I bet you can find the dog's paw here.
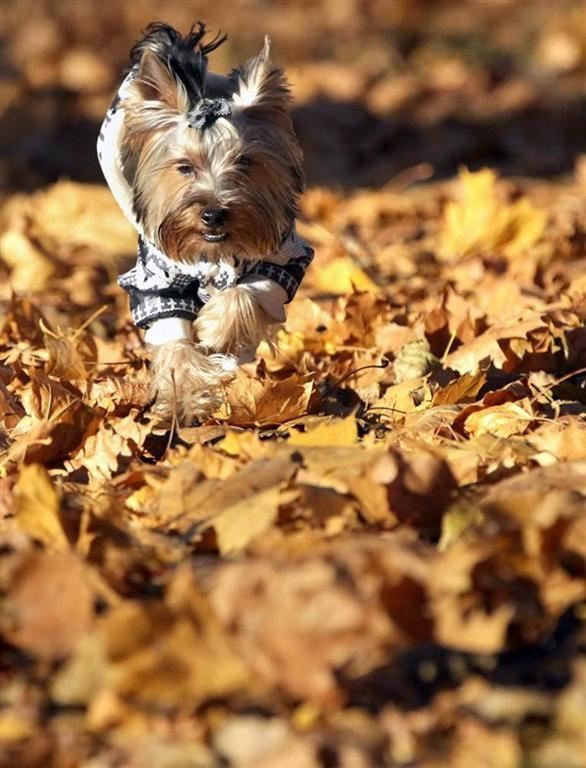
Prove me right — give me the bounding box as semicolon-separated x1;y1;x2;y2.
148;339;237;425
194;285;277;358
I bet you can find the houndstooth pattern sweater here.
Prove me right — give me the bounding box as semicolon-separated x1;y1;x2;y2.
97;70;314;330
118;230;314;328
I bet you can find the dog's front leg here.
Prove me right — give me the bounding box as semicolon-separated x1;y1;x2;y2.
145;318;236;423
194;284;279;362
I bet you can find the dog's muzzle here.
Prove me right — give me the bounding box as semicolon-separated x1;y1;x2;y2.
201;206;229;242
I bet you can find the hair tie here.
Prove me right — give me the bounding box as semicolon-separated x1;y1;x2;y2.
187;98;232;130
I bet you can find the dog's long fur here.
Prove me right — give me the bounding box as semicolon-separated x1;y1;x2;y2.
149;339;237;423
117;23;304;423
195;285;277;358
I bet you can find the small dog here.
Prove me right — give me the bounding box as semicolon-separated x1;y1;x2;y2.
97;23;313;423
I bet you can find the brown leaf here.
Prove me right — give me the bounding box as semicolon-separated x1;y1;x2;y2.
96;565;249;709
386;451;456;532
1;550;94;660
432;370;487;406
154;453;300;540
42;322;97;381
5;375;98;466
224;373;314;426
211;537;426;705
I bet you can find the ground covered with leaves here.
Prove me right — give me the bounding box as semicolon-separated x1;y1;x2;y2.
1;2;585;767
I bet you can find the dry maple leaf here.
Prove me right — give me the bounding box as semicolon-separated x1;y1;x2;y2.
439;168;547;260
151;452;301;543
4;374;99;468
223;372;314;427
432;369;487;406
445;310;572;374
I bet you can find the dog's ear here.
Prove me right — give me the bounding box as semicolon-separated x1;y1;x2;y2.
129;48;190;113
232;37;292;111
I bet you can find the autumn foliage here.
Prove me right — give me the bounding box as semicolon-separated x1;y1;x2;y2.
1;2;585;767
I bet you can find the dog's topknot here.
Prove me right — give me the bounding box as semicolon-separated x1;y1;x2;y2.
130;21;227;103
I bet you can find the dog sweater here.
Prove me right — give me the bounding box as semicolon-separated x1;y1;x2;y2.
97;71;314;335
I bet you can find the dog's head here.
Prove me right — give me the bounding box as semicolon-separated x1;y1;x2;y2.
121;23;304;262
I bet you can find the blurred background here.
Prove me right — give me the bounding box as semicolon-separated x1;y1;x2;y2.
1;0;585;197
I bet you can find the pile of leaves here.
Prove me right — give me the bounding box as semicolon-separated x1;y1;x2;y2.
1;163;584;767
1;1;586;766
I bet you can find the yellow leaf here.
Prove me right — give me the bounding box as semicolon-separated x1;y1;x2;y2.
289;415;358;446
125;485;156;513
14;464;68;548
378;377;433;414
292;702;322;731
439;503;484;550
0;712;35;742
440;168;546;260
217;429;270;460
213;488;299;555
312;256;379;294
274;328;306;360
464;401;534;438
0;230;54;292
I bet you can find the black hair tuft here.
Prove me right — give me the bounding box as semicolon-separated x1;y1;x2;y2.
130;21;227;103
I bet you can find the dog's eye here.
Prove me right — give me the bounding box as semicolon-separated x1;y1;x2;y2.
236;155;253;169
177;164;195;176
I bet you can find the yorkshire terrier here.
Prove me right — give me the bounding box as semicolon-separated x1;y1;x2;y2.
97;22;313;423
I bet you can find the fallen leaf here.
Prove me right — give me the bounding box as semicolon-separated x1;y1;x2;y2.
464;401;534;438
212;487;299;555
13;464;68;548
1;550;94;659
0;229;55;292
288;414;358;446
224;373;314;426
311;256;379;294
440;168;547;260
92;565;251;708
432;370;487;406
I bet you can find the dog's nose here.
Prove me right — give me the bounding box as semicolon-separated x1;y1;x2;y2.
201;207;228;228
